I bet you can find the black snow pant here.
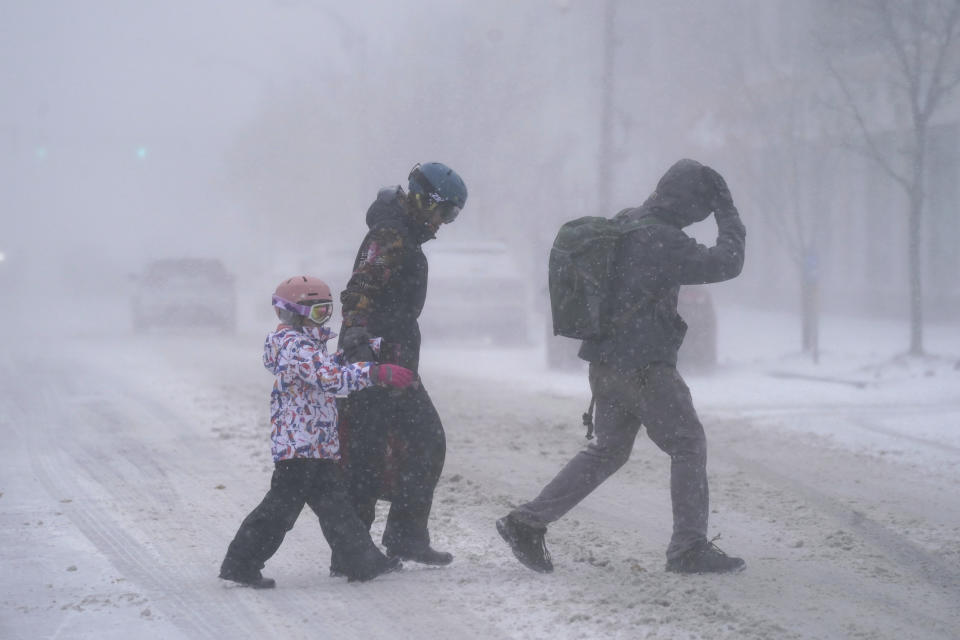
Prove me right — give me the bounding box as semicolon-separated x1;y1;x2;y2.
510;362;709;560
340;383;446;552
220;459;382;580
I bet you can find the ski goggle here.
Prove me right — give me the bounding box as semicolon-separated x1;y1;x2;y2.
272;295;333;325
435;201;460;224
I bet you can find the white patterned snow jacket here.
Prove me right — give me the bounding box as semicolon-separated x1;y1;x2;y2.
263;324;374;463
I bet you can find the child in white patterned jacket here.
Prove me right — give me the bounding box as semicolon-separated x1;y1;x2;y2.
219;276;416;587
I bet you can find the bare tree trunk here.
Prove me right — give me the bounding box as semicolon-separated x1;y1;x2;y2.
819;0;960;357
908;190;925;355
801;273;820;364
908;113;927;355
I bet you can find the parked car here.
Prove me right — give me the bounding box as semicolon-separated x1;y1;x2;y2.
420;241;531;345
545;285;717;372
676;285;717;372
130;258;236;332
298;241;532;346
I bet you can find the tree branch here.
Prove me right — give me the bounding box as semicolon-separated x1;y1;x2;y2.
824;56;910;192
920;0;960;119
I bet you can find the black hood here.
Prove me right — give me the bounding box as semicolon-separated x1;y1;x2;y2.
366;186;404;228
641;158;717;228
366;186;435;244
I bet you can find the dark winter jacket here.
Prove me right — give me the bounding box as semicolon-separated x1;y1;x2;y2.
339;187;432;372
578;159;746;370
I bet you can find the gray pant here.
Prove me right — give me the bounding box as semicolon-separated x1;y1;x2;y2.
511;362;708;559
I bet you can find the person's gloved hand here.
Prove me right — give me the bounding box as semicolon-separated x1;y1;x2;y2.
370;364;417;389
703;166;734;214
341;326;375;363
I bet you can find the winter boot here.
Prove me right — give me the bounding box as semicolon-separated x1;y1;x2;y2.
496;514;553;573
329;552;346;578
665;536;746;574
347;548;403;582
219;566;276;589
385;544;453;566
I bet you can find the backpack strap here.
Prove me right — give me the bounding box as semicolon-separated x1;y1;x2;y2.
582;395;597;440
615;208;661;233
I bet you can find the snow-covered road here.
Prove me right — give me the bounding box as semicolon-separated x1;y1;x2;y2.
2;325;959;639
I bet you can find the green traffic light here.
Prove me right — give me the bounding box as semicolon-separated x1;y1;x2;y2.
35;147;47;160
136;146;148;159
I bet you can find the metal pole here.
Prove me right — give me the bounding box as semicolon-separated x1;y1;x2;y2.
598;0;616;216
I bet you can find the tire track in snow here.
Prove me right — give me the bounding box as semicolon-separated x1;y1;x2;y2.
846;416;960;456
2;350;311;639
29;447;239;640
729;449;960;593
18;377;274;640
719;403;960;457
714;437;960;636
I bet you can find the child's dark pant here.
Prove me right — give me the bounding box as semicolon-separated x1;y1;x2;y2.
221;458;376;579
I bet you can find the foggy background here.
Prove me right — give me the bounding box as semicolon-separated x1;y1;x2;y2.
3;0;958;352
3;5;960;637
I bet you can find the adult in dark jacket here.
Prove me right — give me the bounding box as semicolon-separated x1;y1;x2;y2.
335;162;467;569
497;158;747;574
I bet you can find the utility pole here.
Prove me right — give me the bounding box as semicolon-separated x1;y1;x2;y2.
597;0;616;216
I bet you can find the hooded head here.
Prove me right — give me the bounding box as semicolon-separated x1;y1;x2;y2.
643;158;720;227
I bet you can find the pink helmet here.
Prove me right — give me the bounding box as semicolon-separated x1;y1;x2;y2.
273;276;334;325
274;276;332;304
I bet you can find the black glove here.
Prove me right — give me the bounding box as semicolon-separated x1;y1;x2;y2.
341;326;375;363
703;166;734;214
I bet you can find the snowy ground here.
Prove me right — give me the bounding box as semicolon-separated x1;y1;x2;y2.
2;306;959;639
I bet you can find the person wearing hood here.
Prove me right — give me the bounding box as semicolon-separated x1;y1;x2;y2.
497;159;747;575
219;276;417;587
335;162;468;570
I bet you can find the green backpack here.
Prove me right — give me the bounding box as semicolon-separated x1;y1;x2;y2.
548;209;657;340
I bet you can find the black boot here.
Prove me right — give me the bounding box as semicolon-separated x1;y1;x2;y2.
665;537;746;574
496;514;553;573
329;552;346;578
219;566;276;589
385;544;453;566
347;549;403;582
